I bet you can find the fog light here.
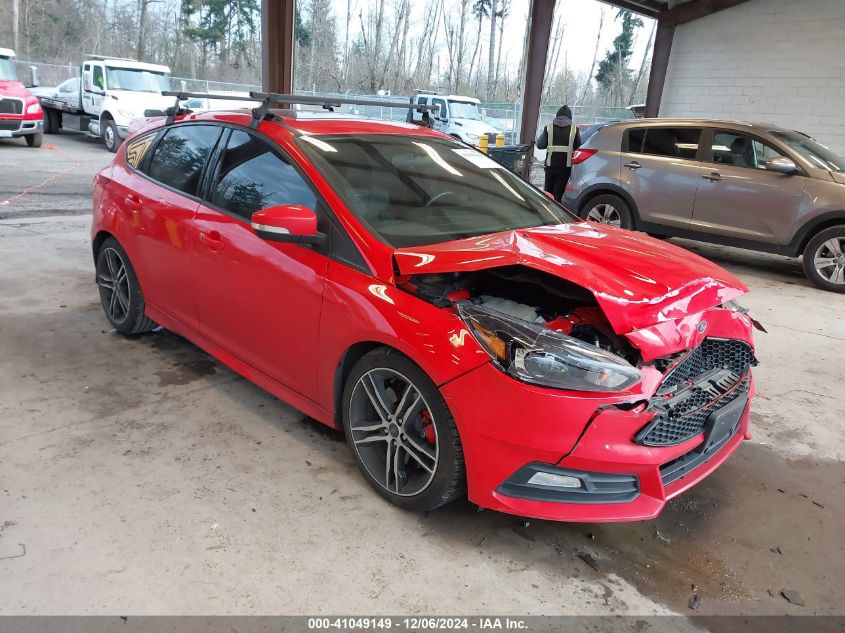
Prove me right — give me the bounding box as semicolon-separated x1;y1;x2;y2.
527;472;582;488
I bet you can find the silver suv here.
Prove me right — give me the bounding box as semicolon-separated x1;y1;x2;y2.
564;119;845;292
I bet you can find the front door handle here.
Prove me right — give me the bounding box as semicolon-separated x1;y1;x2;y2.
199;230;225;252
702;172;723;182
624;161;641;170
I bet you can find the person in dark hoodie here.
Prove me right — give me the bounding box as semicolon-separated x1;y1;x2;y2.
535;105;582;202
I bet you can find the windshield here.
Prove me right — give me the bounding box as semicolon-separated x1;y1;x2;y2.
297;135;571;248
771;130;844;172
105;67;169;93
448;100;482;120
0;57;19;82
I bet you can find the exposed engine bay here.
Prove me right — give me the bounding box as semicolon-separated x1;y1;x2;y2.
399;265;641;365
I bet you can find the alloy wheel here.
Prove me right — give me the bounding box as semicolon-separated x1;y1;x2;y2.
813;237;845;285
586;203;622;227
348;368;439;497
98;247;131;324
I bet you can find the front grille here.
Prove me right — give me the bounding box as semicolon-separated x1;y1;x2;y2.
0;120;21;132
636;338;756;447
0;98;24;115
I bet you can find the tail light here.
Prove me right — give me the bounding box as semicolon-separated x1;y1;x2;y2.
571;149;597;164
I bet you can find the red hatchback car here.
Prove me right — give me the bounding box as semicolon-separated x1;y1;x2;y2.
91;103;757;522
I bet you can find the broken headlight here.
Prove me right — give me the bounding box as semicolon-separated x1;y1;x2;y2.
457;302;642;392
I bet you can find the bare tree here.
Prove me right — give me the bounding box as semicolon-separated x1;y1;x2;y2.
578;5;605;105
628;20;655;105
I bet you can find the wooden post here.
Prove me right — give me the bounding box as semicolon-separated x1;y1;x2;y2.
261;0;296;95
519;0;556;176
644;11;675;118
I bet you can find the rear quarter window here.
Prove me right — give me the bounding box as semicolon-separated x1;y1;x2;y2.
627;127;702;160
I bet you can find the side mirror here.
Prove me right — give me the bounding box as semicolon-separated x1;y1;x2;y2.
251;204;321;243
28;66;39;88
765;157;798;174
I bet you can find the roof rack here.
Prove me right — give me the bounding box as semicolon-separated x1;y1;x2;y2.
160;90;440;128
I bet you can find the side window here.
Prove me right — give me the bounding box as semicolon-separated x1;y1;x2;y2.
639;127;702;159
125;131;157;169
432;98;447;119
146;125;221;196
711;131;786;169
210;129;318;220
417;97;428;105
92;65;104;90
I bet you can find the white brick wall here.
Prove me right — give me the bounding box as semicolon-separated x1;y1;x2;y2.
660;0;845;156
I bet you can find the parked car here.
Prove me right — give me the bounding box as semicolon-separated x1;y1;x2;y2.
91;105;758;522
564;119;845;292
0;47;44;147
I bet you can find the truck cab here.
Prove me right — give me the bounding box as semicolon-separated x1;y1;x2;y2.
80;57;172;151
0;48;44;147
409;92;501;146
39;56;172;152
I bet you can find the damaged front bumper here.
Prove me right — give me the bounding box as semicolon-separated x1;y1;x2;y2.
440;307;756;523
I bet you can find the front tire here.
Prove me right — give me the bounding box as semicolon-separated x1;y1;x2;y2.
25;132;43;148
803;226;845;292
102;118;120;153
95;237;156;333
342;348;465;512
581;193;634;230
43;109;58;134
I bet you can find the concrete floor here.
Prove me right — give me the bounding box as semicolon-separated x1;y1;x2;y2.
0;133;843;616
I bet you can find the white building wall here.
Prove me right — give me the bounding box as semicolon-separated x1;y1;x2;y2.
660;0;845;156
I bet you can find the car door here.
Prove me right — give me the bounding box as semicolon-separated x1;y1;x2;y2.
191;126;329;397
620;126;704;228
691;129;807;242
126;123;223;331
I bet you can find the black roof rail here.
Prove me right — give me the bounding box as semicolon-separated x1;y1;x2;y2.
248;92;440;114
158;90;439;128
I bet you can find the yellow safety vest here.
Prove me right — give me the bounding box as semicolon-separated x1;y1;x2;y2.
545;122;577;167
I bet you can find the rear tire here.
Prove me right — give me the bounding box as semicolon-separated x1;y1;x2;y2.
95;237;156;334
580;193;634;230
25;132;43;148
342;348;465;512
802;226;845;293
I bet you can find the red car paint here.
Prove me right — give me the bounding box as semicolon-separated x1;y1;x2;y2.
92;111;756;522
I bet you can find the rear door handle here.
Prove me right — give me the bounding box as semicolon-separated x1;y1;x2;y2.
702;172;723;182
199;230;225;252
623;161;641;170
125;193;142;208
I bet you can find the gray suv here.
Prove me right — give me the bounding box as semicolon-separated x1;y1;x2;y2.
564;119;845;292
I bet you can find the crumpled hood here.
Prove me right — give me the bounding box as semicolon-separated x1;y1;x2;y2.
830;171;845;186
393;223;747;334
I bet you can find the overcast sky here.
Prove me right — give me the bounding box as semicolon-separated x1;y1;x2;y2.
329;0;656;78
